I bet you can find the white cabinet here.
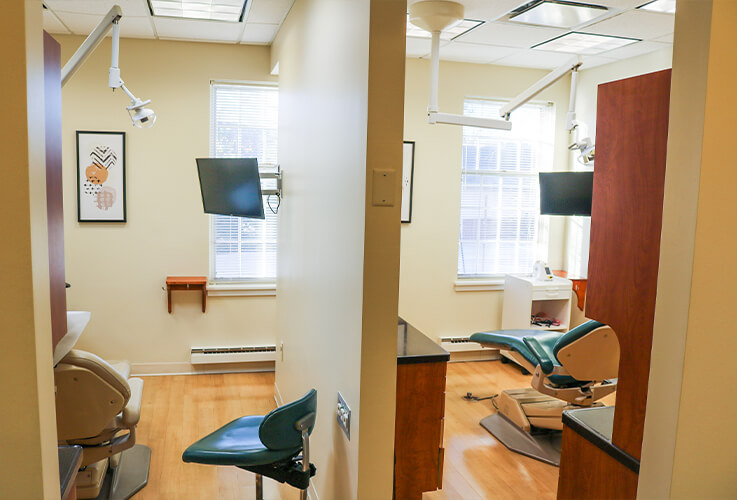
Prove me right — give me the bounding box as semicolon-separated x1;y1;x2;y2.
502;275;573;332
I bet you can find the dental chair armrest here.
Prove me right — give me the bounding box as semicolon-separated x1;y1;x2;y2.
523;335;557;375
120;377;144;428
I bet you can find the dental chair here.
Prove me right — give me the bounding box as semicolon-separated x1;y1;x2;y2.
54;311;151;499
469;320;619;466
183;388;317;500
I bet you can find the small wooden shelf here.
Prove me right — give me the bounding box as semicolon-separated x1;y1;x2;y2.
166;276;207;313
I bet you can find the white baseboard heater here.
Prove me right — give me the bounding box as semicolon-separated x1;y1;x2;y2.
438;336;486;353
190;345;277;364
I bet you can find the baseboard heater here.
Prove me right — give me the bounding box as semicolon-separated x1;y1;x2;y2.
438;336;486;353
190;345;276;364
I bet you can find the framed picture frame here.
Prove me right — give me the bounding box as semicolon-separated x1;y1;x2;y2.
77;131;126;222
402;141;415;223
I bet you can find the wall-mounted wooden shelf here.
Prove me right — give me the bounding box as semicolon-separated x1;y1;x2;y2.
166;276;207;313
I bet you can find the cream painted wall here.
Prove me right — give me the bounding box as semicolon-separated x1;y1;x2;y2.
272;0;405;498
57;36;278;369
398;58;571;341
0;1;60;497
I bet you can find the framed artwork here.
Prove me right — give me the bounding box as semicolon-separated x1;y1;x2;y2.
77;131;126;222
402;141;415;223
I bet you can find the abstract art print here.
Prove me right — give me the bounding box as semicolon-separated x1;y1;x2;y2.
77;131;126;222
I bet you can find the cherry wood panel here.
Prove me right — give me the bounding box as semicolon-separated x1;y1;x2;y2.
44;32;67;349
395;360;447;500
557;425;638;500
585;69;671;461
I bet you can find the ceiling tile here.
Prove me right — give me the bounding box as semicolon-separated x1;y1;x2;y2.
45;0;150;17
579;54;617;68
589;0;651;9
245;0;293;24
440;42;520;64
154;17;243;42
406;37;432;58
240;23;280;44
43;8;71;34
443;0;530;22
581;10;674;40
598;39;670;59
457;22;568;49
55;12;154;38
653;32;674;43
494;49;579;69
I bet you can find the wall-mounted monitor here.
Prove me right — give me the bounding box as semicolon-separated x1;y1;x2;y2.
539;171;593;216
196;158;264;219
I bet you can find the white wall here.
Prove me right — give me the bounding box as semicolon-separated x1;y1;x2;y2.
58;36;278;372
398;58;571;341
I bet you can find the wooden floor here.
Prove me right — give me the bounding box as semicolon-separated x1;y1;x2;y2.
133;361;579;499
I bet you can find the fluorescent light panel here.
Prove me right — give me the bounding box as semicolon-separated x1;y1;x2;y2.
406;16;484;41
637;0;676;14
533;32;639;55
510;1;608;29
148;0;248;22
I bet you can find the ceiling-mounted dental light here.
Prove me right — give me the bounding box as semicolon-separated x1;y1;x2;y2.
61;5;156;129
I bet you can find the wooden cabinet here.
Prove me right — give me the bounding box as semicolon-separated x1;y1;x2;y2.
558;69;672;499
394;319;449;500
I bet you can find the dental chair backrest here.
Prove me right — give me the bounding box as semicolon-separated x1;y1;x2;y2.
553;322;620;381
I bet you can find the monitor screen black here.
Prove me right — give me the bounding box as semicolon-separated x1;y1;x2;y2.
539;172;593;216
196;158;264;219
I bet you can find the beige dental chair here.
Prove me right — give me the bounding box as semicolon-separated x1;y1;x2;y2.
54;312;150;500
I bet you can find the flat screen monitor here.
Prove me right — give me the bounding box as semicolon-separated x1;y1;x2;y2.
539;171;593;216
196;158;264;219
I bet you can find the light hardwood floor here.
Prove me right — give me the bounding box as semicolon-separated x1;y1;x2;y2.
133;361;571;499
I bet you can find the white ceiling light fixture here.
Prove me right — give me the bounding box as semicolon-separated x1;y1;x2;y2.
509;0;608;29
62;5;156;129
147;0;249;22
533;32;639;55
406;15;484;40
637;0;676;14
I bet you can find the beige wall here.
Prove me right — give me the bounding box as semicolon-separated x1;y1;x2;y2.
398;58;571;340
272;0;405;498
57;35;278;371
0;1;60;497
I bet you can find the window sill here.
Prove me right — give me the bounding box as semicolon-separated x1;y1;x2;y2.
454;278;504;292
208;282;276;297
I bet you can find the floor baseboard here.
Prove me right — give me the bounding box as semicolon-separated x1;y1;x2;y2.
131;360;275;376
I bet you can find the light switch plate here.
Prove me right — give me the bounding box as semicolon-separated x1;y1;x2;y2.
372;169;396;206
337;392;351;440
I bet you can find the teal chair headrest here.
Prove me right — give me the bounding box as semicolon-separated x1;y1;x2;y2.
259;389;317;451
552;320;606;359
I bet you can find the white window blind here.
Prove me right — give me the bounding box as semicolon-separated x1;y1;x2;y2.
458;99;554;277
210;83;278;281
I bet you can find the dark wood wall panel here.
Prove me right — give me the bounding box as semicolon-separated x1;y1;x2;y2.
44;32;67;349
585;69;671;461
557;426;639;500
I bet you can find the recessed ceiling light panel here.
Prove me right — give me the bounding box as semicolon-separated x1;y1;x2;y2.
148;0;248;23
510;1;607;29
406;16;484;41
533;32;639;55
637;0;676;14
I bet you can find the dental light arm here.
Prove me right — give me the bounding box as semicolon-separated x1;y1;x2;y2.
499;56;583;120
61;5;156;128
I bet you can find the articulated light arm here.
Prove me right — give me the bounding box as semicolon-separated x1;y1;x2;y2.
61;5;122;87
499;56;583;120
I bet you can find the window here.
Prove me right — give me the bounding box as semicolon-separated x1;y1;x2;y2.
210;83;278;281
458;99;554;277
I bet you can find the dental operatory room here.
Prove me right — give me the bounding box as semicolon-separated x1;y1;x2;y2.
6;0;737;499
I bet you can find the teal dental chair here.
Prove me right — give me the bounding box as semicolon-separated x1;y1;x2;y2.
470;320;619;466
183;389;317;500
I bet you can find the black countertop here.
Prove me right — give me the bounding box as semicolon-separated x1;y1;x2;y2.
397;318;450;365
562;406;640;473
58;445;82;500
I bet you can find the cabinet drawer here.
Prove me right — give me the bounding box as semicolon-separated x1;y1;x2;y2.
532;287;570;301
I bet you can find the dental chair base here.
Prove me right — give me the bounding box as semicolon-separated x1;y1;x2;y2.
79;444;151;500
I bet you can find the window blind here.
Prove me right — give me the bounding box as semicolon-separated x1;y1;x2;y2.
458;99;554;277
210;83;278;281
